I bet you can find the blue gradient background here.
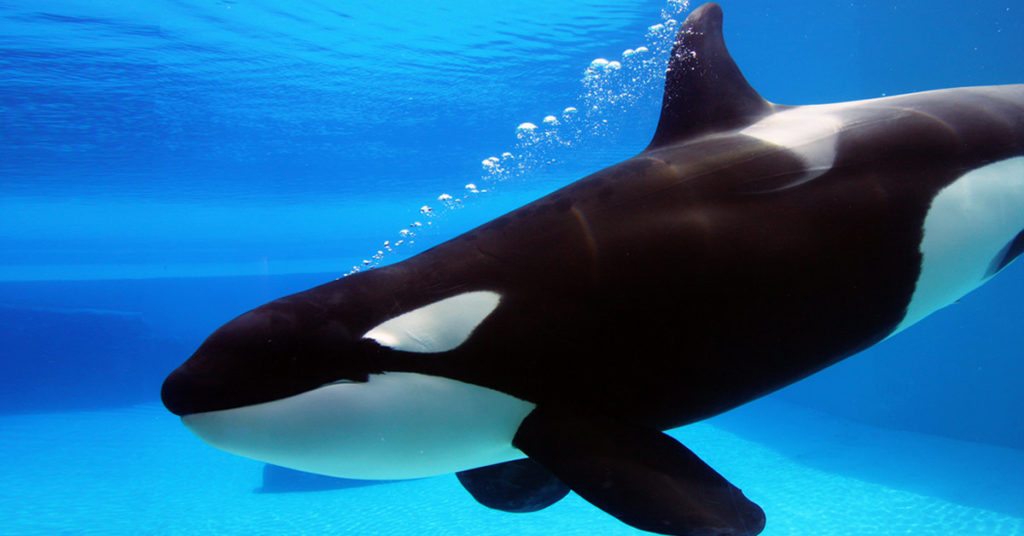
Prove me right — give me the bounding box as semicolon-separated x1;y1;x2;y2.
0;0;1021;534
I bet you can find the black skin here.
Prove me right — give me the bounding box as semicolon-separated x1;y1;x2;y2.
162;5;1024;431
162;82;1024;424
161;4;1023;535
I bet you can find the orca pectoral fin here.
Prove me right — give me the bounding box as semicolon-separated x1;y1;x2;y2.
513;407;765;536
456;458;570;513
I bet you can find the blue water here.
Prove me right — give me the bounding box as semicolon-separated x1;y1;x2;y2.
1;0;1022;534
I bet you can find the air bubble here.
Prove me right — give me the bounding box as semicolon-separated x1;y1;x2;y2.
589;58;610;69
438;192;458;209
543;115;559;125
666;0;689;13
635;46;649;54
516;122;540;142
606;61;622;70
516;122;538;134
419;205;433;215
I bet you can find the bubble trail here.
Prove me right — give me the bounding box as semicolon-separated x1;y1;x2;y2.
345;0;690;276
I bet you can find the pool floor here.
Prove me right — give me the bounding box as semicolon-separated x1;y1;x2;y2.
1;399;1021;535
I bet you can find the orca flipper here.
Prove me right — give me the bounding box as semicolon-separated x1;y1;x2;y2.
456;458;570;513
513;407;765;536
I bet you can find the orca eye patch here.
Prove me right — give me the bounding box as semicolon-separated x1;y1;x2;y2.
362;291;502;353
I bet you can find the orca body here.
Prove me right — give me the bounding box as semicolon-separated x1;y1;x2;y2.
162;4;1024;535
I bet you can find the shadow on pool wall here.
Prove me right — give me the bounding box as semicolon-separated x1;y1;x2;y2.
0;304;188;413
0;272;330;414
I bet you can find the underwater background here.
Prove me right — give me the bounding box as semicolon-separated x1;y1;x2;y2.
1;0;1022;533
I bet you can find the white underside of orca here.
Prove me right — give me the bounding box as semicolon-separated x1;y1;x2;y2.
182;372;534;480
896;156;1024;333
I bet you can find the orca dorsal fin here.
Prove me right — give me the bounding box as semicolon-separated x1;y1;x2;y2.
647;3;771;149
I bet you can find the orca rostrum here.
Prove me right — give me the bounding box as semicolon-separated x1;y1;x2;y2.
162;4;1024;535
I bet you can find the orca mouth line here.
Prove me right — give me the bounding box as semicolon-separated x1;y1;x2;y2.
161;306;390;416
160;366;375;417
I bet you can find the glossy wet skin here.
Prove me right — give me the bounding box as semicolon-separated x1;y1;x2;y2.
159;4;1023;534
164;81;1024;426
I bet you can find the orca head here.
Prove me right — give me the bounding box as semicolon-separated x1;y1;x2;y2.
161;288;534;480
161;296;383;418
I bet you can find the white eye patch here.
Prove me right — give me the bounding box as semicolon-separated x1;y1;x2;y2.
362;291;502;353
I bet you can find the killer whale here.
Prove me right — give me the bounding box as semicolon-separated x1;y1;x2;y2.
161;4;1024;535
